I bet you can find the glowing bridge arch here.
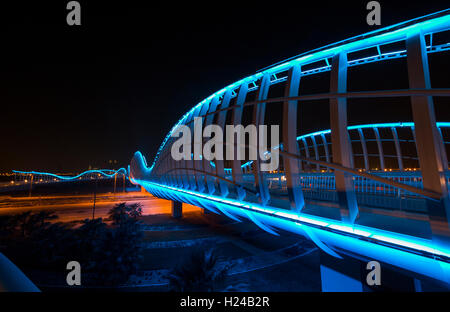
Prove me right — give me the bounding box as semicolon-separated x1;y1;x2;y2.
130;10;450;287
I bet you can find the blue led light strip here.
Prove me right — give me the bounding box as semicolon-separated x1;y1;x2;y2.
132;178;450;283
12;168;128;180
132;178;450;262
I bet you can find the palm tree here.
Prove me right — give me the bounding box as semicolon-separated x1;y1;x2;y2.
108;202;142;226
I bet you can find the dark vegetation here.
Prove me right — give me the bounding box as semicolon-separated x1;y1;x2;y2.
0;202;143;287
167;247;247;292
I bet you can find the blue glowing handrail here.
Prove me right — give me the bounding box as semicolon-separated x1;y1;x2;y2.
146;10;450;173
137;177;450;260
258;8;450;73
12;168;128;180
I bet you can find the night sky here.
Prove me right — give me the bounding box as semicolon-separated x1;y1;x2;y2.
1;1;449;172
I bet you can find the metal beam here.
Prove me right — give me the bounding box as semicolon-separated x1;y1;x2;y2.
329;52;359;224
282;64;305;212
215;90;232;197
252;74;271;205
358;128;370;171
310;135;321;171
184;110;198;190
391;127;404;171
321;133;331;172
231;84;248;200
193;100;210;192
406;31;450;239
437;126;449;170
357;128;369;171
373;127;385;171
203;96;220;194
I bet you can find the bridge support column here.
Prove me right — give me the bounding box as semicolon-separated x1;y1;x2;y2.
140;186;148;194
171;201;182;218
201;208;210;215
407;31;450;243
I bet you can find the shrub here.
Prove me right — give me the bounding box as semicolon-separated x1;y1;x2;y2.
0;203;144;287
108;202;142;226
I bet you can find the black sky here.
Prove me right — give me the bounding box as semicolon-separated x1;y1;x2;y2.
0;1;449;172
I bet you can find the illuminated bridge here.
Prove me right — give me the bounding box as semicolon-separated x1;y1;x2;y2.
130;10;450;291
11;168;127;184
2;169;128;196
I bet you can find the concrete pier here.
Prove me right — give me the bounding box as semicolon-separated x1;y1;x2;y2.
171;200;182;218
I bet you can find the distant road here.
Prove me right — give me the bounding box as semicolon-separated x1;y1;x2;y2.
0;191;200;222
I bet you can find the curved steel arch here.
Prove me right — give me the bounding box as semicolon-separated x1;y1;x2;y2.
130;10;450;285
146;9;450;173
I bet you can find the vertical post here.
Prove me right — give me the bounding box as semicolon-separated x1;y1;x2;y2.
406;31;450;240
373;127;385;171
310;136;321;171
282;64;305;212
321;133;331;172
301;139;310;161
391;127;403;171
189;105;203;191
437;126;449;170
184;111;197;190
171;200;182;219
252;74;271;205
92;178;97;219
329;52;358;223
216;90;233;197
28;174;33;198
358;128;370;171
190;111;200;168
231;83;248;200
203;96;220;194
179;117;191;190
194;101;211;193
114;173;117;194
